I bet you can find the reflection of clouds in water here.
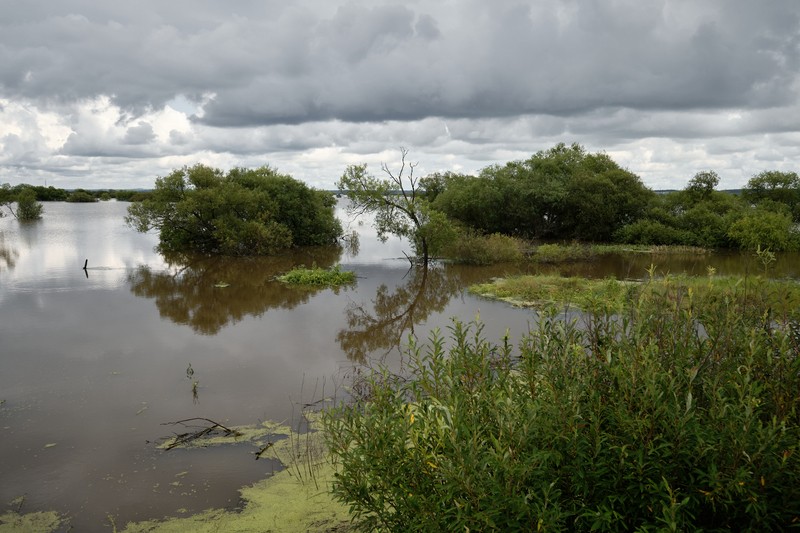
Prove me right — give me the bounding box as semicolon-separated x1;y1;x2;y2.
0;202;166;293
335;199;411;265
0;231;18;272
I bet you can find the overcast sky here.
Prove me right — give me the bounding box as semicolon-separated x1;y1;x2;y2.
1;0;798;190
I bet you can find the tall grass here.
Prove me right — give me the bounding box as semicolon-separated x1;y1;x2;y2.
323;277;800;531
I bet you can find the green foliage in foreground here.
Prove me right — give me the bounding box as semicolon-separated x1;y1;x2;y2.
324;279;800;531
277;265;356;288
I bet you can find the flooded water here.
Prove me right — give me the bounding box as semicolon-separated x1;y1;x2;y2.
1;201;798;531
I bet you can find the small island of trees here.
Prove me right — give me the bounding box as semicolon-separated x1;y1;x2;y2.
125;164;342;256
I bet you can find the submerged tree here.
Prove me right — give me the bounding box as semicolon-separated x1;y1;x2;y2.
3;187;44;221
337;148;439;265
126;164;342;256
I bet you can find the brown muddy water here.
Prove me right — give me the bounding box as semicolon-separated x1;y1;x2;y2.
1;201;798;531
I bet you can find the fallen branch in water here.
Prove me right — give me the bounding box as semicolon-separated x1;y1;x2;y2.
160;417;242;450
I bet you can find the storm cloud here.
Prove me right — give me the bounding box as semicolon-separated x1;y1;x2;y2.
1;0;799;189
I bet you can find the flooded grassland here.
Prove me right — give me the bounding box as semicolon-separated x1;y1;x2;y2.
1;201;798;531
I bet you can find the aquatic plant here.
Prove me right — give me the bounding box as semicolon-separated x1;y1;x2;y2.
277;264;356;288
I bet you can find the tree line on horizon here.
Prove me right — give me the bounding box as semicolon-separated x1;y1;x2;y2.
4;143;799;253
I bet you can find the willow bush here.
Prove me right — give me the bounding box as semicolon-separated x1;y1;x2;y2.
323;280;800;531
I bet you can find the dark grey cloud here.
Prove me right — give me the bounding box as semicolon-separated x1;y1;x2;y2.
1;0;799;191
3;0;797;127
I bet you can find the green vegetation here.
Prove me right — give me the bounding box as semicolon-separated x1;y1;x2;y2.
126;164;342;256
121;415;350;532
337;148;443;265
65;189;98;203
417;144;800;252
277;264;356;288
439;231;525;265
324;275;800;531
471;273;800;315
0;510;63;532
0;185;44;221
429;143;654;242
13;188;44;221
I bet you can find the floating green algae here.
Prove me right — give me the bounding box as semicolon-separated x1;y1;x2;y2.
0;510;63;533
123;415;351;532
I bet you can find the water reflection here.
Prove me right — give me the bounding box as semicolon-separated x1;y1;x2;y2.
127;247;343;335
0;232;18;272
337;264;469;362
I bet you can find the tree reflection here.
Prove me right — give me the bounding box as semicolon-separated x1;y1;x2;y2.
127;247;343;335
336;264;466;362
0;233;17;272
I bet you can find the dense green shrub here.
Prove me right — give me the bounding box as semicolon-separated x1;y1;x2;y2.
742;170;800;221
431;144;655;241
727;209;800;251
66;189;99;202
14;187;44;221
532;243;592;263
440;230;524;265
614;219;689;245
324;280;800;531
126;164;342;256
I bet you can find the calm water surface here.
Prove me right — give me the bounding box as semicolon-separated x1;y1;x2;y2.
0;201;798;530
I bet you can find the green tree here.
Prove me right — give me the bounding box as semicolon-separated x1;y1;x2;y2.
0;183;11;218
685;170;720;203
433;143;655;241
66;189;98;202
727;209;799;251
430;173;505;234
7;187;44;221
337;148;437;265
126;164;342;256
563;165;655;241
742;170;800;221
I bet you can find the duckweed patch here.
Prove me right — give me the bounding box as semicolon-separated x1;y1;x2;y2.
0;511;63;533
123;415;351;532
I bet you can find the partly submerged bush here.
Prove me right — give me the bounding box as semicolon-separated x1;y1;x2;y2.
442;231;524;265
277;264;355;288
324;281;800;531
14;188;44;221
532;242;592;263
126;164;342;256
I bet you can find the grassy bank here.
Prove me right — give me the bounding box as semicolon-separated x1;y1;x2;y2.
440;236;710;265
470;273;800;316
